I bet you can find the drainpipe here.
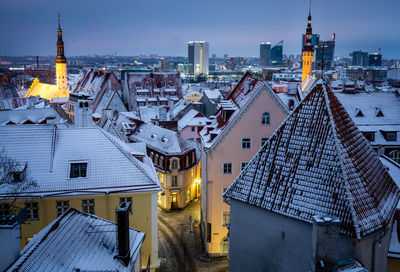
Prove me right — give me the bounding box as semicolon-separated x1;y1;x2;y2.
105;191;110;220
371;228;387;272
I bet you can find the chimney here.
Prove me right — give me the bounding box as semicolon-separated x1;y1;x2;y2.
311;215;341;272
74;99;93;127
116;202;130;266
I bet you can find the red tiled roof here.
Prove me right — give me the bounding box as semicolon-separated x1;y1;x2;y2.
224;83;400;239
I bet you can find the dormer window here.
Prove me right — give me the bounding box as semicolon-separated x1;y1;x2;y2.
362;132;375;142
69;162;87;178
355;109;364;117
387;132;397;141
11;163;27;182
376;109;384;117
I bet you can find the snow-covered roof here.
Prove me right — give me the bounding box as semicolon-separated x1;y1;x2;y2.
169;99;192;120
128;122;196;156
204;89;222;101
0;125;160;198
7;208;145;272
224;83;400;239
200;72;288;149
0;105;72;125
177;109;208;131
336;91;400;126
94;89;127;114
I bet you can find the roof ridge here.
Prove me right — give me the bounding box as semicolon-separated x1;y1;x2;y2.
322;84;362;238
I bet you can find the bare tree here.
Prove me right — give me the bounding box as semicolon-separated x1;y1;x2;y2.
0;149;37;214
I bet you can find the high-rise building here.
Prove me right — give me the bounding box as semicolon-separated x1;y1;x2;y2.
302;4;314;83
259;42;271;66
314;35;335;70
188;41;209;76
302;33;320;51
352;50;369;66
369;52;382;66
271;40;283;65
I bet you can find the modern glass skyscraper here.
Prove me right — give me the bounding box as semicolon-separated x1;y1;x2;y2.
271;40;283;65
369;53;382;66
259;42;271;66
188;41;209;76
352;51;369;66
314;39;335;70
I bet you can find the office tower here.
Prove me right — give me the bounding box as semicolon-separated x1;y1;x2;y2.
302;33;320;51
188;41;209;76
260;42;271;66
369;52;382;66
271;40;283;65
352;50;369;66
314;35;335;70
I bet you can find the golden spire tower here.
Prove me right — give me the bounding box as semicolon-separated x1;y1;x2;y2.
55;12;68;97
302;0;314;84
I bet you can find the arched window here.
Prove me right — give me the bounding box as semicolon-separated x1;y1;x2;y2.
261;112;270;125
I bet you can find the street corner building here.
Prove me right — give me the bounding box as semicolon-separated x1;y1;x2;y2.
199;72;289;255
0;124;161;271
223;82;400;271
6;207;145;272
118;118;201;211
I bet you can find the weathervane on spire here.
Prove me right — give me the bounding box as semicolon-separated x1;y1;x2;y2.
309;0;312;16
58;12;61;29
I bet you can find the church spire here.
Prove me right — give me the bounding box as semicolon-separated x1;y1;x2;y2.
303;0;313;53
56;12;66;64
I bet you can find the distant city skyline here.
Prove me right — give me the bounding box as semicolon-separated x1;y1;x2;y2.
1;0;399;58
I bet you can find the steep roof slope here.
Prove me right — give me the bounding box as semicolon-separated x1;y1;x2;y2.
224;83;400;239
7;208;145;272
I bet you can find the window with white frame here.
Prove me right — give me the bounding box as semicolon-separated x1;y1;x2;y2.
120;197;133;214
223;163;232;175
222;211;230;226
261;112;270;125
240;162;248;171
56;201;69;217
261;137;269;147
171;159;178;169
69;162;87;178
171;176;178;187
242;138;251;149
25;202;39;220
82;199;95;215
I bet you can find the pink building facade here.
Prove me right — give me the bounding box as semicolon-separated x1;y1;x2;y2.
199;72;289;255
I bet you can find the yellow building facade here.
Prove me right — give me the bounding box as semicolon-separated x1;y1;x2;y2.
0;125;161;271
7;192;158;271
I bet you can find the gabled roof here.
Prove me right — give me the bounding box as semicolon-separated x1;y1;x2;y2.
128;122;196;156
178;109;208;131
224;83;400;239
200;72;288;150
0;104;72;125
0;125;160;198
7;208;145;272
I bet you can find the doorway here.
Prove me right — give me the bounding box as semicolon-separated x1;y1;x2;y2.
171;193;178;209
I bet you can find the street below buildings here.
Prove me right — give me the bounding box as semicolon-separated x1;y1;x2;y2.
158;200;228;272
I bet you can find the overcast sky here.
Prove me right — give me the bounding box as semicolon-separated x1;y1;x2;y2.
1;0;399;58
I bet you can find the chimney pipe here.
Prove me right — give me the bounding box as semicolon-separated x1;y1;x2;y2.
311;215;341;272
116;202;130;266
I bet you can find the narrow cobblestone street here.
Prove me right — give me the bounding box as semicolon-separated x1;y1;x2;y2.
158;200;228;272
